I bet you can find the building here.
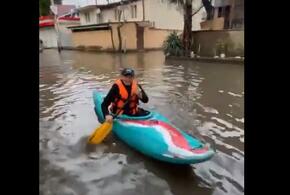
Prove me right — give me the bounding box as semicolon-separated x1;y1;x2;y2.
68;0;207;51
77;0;205;30
230;0;244;29
39;5;80;49
193;0;244;57
200;0;244;30
39;16;57;48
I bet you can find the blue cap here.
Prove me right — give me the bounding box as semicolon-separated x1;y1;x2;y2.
121;68;135;77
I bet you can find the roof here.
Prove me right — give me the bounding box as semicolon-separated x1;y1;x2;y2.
68;20;150;29
39;16;54;28
39;15;80;28
70;25;111;32
50;4;76;16
77;5;96;11
77;0;139;12
58;16;80;21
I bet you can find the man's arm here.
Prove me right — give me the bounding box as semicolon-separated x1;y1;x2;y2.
137;85;149;103
101;84;119;118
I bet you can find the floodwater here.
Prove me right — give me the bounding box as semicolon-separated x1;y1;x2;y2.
39;50;244;195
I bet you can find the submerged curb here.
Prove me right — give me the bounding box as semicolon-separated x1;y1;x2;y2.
166;56;244;65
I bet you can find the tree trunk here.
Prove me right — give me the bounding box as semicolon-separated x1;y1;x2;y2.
117;23;124;52
110;27;115;51
117;9;124;52
202;0;214;20
182;2;192;57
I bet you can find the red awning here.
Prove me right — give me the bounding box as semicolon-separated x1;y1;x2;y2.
39;15;79;27
58;16;80;21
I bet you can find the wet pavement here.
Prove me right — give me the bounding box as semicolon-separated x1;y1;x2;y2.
40;49;244;195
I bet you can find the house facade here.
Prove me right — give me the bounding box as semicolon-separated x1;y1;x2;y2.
68;0;207;51
39;5;80;49
194;0;244;57
39;16;57;48
200;0;244;30
78;0;205;30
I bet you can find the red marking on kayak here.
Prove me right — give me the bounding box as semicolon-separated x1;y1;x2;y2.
122;120;192;151
191;146;208;154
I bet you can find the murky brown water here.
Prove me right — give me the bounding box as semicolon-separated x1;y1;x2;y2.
40;50;244;195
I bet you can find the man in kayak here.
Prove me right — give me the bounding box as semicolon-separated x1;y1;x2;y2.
101;68;149;123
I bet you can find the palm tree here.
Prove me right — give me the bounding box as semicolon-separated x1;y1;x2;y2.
168;0;213;57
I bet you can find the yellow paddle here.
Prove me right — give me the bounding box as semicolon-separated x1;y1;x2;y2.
88;84;144;144
88;100;129;144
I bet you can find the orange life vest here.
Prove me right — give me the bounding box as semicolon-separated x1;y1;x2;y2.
111;79;139;115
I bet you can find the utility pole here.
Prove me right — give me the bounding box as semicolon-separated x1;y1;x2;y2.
50;0;62;52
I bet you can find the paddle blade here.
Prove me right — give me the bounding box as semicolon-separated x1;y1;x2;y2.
88;122;113;144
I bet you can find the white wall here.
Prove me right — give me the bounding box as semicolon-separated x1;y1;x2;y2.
80;9;98;25
99;8;115;23
79;1;144;24
58;22;80;47
145;0;206;30
39;27;57;48
78;0;206;30
101;1;143;23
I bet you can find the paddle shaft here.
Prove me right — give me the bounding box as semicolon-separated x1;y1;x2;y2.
111;99;129;119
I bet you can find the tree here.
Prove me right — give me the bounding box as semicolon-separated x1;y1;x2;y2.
39;0;51;16
167;0;213;57
107;0;132;52
201;0;214;20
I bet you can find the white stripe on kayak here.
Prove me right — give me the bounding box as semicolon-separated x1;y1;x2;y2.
122;121;207;158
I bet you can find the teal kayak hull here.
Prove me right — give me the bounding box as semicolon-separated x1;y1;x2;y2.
93;90;214;164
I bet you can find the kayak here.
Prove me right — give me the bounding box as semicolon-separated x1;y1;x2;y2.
93;90;215;164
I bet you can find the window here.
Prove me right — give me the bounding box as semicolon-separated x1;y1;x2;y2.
218;7;223;17
217;6;228;18
96;13;102;23
85;12;90;23
131;5;137;18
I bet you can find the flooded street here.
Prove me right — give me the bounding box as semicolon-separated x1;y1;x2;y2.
39;50;244;195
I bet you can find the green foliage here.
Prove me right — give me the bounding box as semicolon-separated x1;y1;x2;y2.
163;32;184;56
39;0;51;16
215;39;226;55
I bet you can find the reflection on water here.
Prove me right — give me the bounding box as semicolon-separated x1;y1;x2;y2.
40;50;244;195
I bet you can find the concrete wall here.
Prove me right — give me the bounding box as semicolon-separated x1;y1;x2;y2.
58;22;80;48
144;28;180;49
200;17;225;30
71;30;113;50
192;30;244;57
39;27;57;48
71;22;137;51
110;22;138;50
121;23;137;50
70;21;181;51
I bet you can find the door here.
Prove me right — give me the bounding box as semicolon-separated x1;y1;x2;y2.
224;6;231;29
137;25;144;51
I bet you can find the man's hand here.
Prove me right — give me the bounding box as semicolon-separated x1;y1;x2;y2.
105;115;113;123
